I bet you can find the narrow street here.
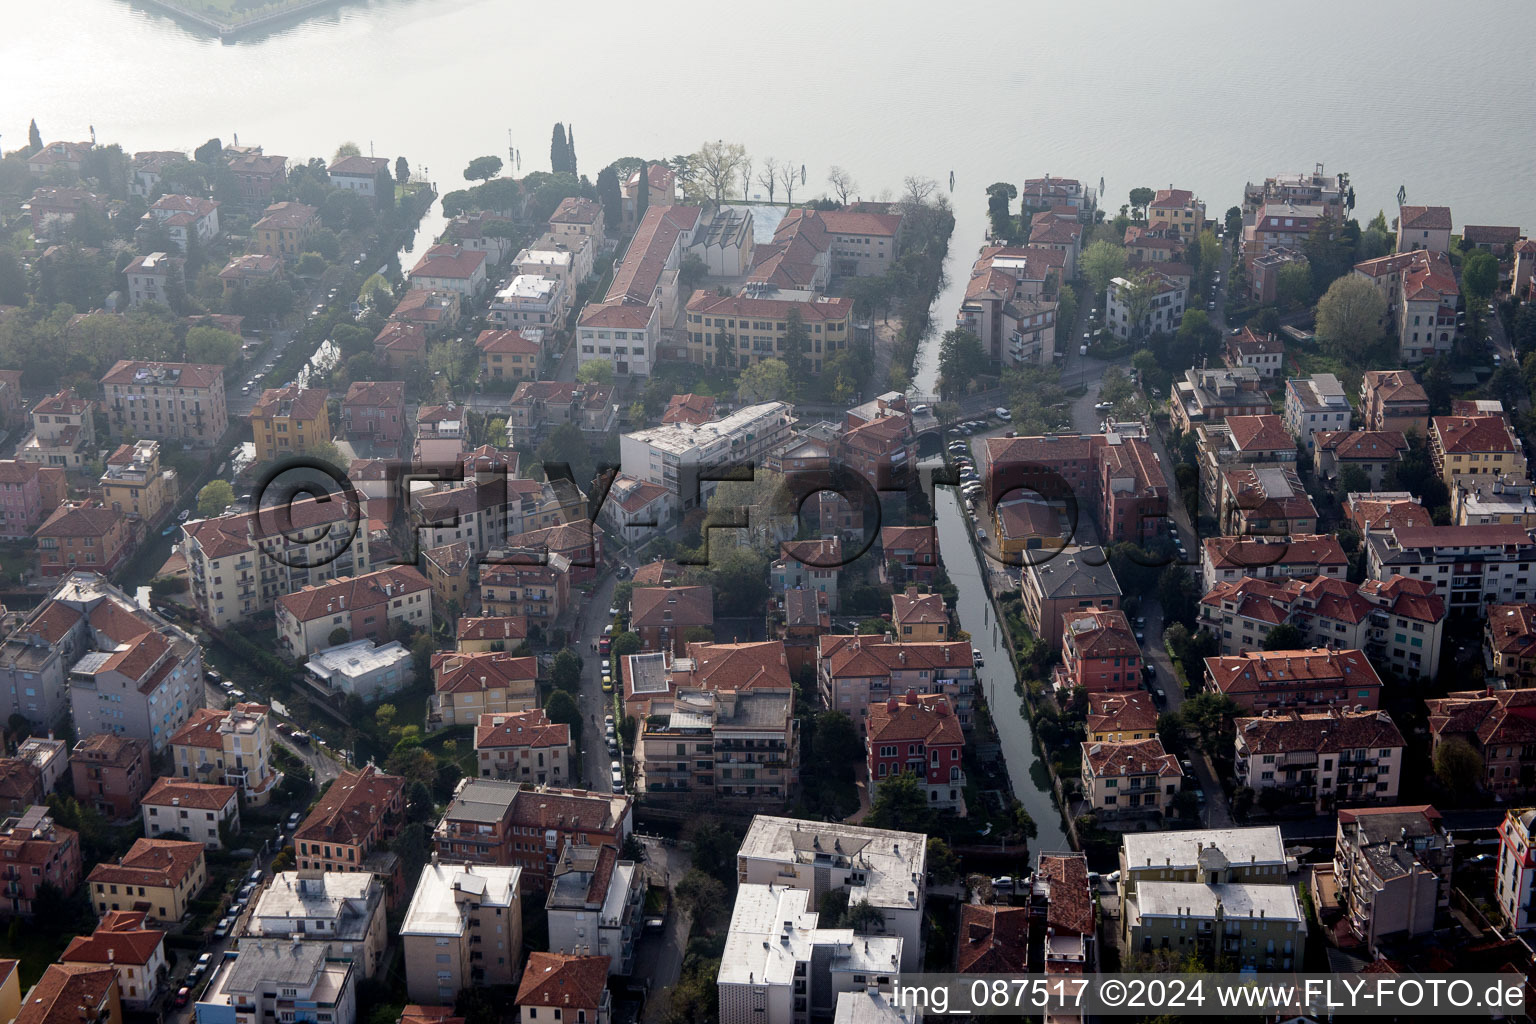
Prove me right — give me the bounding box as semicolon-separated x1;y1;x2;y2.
573;569;620;790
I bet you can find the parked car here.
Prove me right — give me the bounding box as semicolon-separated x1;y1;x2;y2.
286;812;301;830
197;953;213;969
175;987;191;1008
610;765;624;793
247;869;263;885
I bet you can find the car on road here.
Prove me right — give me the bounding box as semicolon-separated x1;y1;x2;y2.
601;674;613;692
615;563;630;578
973;649;984;667
175;987;191;1008
219;680;235;692
991;876;1014;890
1206;300;1216;311
644;916;665;932
197;953;213;969
1181;759;1193;775
214;920;231;939
1145;663;1156;679
911;404;930;415
287;812;301;830
610;762;624;793
1134;631;1145;643
240;384;251;395
604;714;614;729
1094;401;1113;413
599;637;611;654
1153;687;1167;705
248;869;263;885
601;659;611;673
229;688;246;699
995;408;1012;421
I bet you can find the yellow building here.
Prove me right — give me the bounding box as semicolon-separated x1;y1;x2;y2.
86;838;207;923
168;703;281;807
0;958;20;1024
249;385;331;464
251;201;318;259
890;586;948;642
423;542;472;617
1147;187;1206;240
98;440;176;523
994;497;1067;556
1085;691;1159;745
683;293;853;370
1431;414;1528;489
1125;881;1304;970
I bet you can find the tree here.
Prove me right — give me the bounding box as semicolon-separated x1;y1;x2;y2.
463;155;502;183
810;712;860;771
621;833;647;863
679;254;708;291
926;836;960;885
1224;206;1242;239
937;328;988;397
197;480;234;518
1180;693;1240;757
1262;623;1306;650
1081;239;1127;297
777;160;799;205
1128;187;1155;220
736;358;794;404
576;358;614;386
1463;250;1499;306
827;166;856;205
0;251;25;306
1434;737;1483;796
595;166;621;228
550;123;572;175
675;869;729;929
1121;270;1162;342
844;900;885;933
1315;274;1387;362
394;156;410;185
27;119;42;155
865;771;937;833
328;626;351;647
385;745;437;790
688;141;747;203
566;125;577;177
985;182;1017;238
781;308;810;381
333;142;361;161
194;137;223;164
544;688;582;741
610;631;642;658
551;648;582;692
635;161;650;220
304;439;346;471
1277;261;1313;310
1336;464;1371;503
755;156;779;204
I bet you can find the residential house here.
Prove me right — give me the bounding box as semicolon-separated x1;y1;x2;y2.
431;779;631;889
61;910;167;1010
1335;805;1451;952
630;586;713;656
431;652;538;729
475;709;571;784
1360;370;1430;435
475;328;542;382
1148;187;1205;239
248;385;331;464
1223;327;1285;378
618;164;674;231
1053;609;1140;693
1085;690;1159;745
0;806;80;918
99;359;227;446
129;149;186;199
197;941;357;1024
1353;249;1460;362
1118;826;1289;901
1204;647;1382;712
69;733;149;820
599;475;674;546
341;380;405;453
479;561;570;630
251;202;318;259
1028;211;1083;276
1020;546;1122;646
98;440;176;523
545;844;643;974
781;589;830;676
1454;475;1536;525
865;692;964;811
1021;175;1089;211
1097;435;1168;544
1347;491;1434;535
576;302;657;377
662;394;715;426
1313;430;1408;489
1488;604;1536;689
1200;533;1346;592
1105;272;1185;341
891;586;947;642
88;836;206;922
1397;205;1453;253
410;244;487;297
735;815;927;972
506;381;618;446
489;275;566;331
879;525;938;585
246;871;388;978
1080;738;1180;818
447;210;518;266
955;904;1028;974
141;194;220;251
816;636;976;732
1217;464;1317;536
516;954;610;1024
24;186;106;235
1169;366;1269;432
1036;852;1096;978
390;289;462;337
225;151;288;210
294;766;405;902
1249;247;1308;304
1234;708;1405;812
305;640;415;703
1242;201;1330;265
168;702;280;806
548;197;605;247
684;293;852;371
0;761;42;815
1431;688;1536;795
275;566;432;659
1283;373;1352;449
422;542;471;617
124;251;184;309
13;738;63;797
329;155;390;197
140;778;239;849
772;538;841;613
718;885;903;1024
1194;414;1298;514
14;965;120;1024
1430;414;1527;488
0;461;46;540
955;245;1065;362
181;495;371;628
1365;523;1536;613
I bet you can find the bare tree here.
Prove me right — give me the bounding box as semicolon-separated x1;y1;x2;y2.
903;176;939;205
777;159;797;206
741;156;752;201
756;156;779;204
687;140;747;203
827;166;857;205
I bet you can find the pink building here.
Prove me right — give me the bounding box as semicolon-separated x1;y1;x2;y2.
0;461;43;540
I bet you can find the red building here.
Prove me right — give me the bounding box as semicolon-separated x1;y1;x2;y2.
837;414;915;490
1054;609;1140;692
0;806;82;918
34;503;132;577
866;692;965;811
985;434;1103;509
0;461;44;541
341;380;406;451
879;525;938;585
70;734;151;821
1097;437;1168;544
1205;648;1382;712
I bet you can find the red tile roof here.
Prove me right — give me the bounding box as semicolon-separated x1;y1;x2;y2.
549;197;602;225
1086;690;1159;735
1235;707;1403;757
87;837;203;889
1315;429;1409;459
956;904;1028;973
686;291;853;323
476;709;570;750
891;588;946;627
1434;415;1518;455
432;651;538;695
142;777;235;811
516;952;610;1009
1224;414;1296;453
457;616;528;644
662;394;716;425
329;155;389;177
867;692;962;745
410;243;486;281
62;912;164;968
1488;604;1536;660
630;585;712;630
1205;648;1380;699
577;302;653;330
1202;534;1345;571
253;201;318;231
277;566;430;623
294;765;403;846
1039;852;1094;934
1400;205;1452;231
343;380;405;407
607;205;700;304
1082;738;1180;778
250;385;327;422
14;964;117;1024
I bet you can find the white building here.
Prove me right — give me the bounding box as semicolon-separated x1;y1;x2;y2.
736;816;926;970
143;194;221;251
1106;272;1187;342
197;941;357;1024
245;871;389;979
1284;373;1352;450
577;302;658;378
489;275;566;330
305;640;415;702
125;251;183;309
328;155;390;198
1497;807;1536;932
141;778;240;849
599;474;675;543
620;402;796;510
399;861;522;1003
717;884;903;1024
545;844;644;975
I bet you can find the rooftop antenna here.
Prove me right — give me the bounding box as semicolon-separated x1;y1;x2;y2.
369;141;374;158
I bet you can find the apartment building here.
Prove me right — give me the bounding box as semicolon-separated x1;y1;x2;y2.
1021;546;1122;646
0;806;81;918
1118;827;1289;902
341;381;406;453
476;327;544;382
479;561;571;630
61;911;167;1010
1353;249;1459;362
183;496;371;628
1234;708;1405;812
276;566;432;659
431;652;538;728
1218;465;1317;537
1195;414;1298;514
168;702;280;805
140;778;240;849
100;360;227;446
1360;370;1430;435
546;844;644;975
197;941;356;1024
69;733;149;820
506;381;617;445
1086;690;1159;745
1249;247;1308;304
956;246;1065;362
1223;327;1285;378
88;837;206;922
1204;648;1382;712
1283;373;1352;450
251;201;318;258
684;293;853;371
1496;807;1536;932
1335;806;1450;952
1200;534;1346;592
718;885;903;1024
576;302;657;378
409;244;487;297
638;686;798;807
1105;271;1186;341
619;402;796;509
879;526;938;585
1430;414;1527;489
1427;688;1536;797
34;503;132;578
1487;604;1536;689
1454;475;1536;526
866;693;964;811
1365;523;1536;613
1053;609;1140;693
249;386;331;464
246;871;388;978
124;252;184;310
1396;205;1453;253
1170;366;1271;433
736;816;927;971
1124;881;1304;970
19;388;96;469
400;860;522;1003
1080;739;1180;819
294;766;405;901
1312;430;1408;490
816;635;976;732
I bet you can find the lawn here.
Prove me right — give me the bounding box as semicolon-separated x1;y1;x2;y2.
0;930;74;988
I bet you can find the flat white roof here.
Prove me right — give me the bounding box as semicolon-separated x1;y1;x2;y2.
498;275;560;300
738;816;925;912
1131;880;1304;923
719;884;902;987
307;639;412;680
1123;826;1286;872
399;861;519;938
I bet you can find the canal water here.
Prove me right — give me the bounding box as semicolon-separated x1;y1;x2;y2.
934;485;1070;853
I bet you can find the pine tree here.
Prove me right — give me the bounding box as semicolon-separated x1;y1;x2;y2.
550;122;568;175
566;125;577;177
395;156;410;185
596;166;621;228
635;161;650;221
27;119;42;155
